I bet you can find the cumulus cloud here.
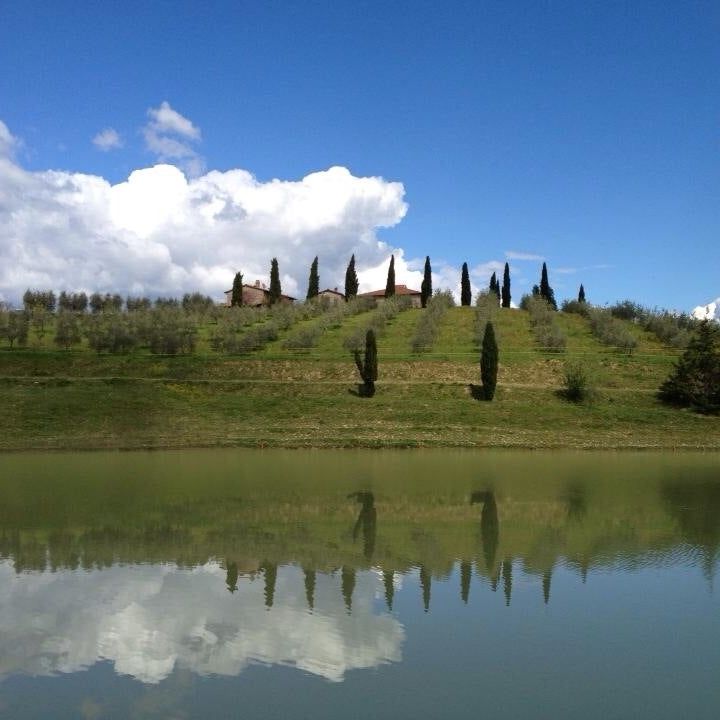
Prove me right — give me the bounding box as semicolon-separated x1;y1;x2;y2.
0;120;19;158
143;101;203;175
692;298;720;321
92;128;123;151
0;561;404;684
0;120;409;304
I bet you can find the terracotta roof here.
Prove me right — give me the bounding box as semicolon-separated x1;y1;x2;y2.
358;284;421;297
318;288;345;297
224;285;295;300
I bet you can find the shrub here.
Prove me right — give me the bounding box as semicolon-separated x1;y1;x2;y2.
411;292;453;353
561;361;594;403
480;322;498;400
85;314;137;353
526;296;566;352
561;299;590;317
54;312;82;349
587;308;637;353
610;300;643;321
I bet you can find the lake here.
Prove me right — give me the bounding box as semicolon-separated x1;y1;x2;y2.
0;449;718;719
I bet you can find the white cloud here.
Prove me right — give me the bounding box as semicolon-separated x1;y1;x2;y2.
92;128;123;151
692;298;719;321
143;101;203;175
0;561;404;684
0;123;408;304
0;120;19;158
504;251;544;261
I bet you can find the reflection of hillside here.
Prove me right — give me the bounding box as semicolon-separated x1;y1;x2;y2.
1;451;719;610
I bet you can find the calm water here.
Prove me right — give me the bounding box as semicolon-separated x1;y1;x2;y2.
0;449;718;719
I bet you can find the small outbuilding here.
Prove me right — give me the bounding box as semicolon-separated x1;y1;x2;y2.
358;284;422;308
224;280;295;307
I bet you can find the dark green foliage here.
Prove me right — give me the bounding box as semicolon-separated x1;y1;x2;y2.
54;311;82;349
539;263;557;310
460;262;471;306
344;254;359;301
561;299;590;317
421;256;432;308
489;272;497;296
532;284;540;296
23;289;56;312
610;299;643;321
182;293;214;314
480;321;498;400
58;291;88;312
306;256;319;300
269;258;282;305
501;263;511;308
385;255;395;298
658;321;720;414
154;297;180;308
578;284;586;303
126;297;152;312
353;329;378;397
231;271;244;307
90;293;123;313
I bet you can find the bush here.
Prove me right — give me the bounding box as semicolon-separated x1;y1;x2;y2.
587;308;637;353
526;296;566;352
610;300;643;321
85;314;137;353
561;361;594;403
411;292;453;353
561;299;590;317
54;312;82;349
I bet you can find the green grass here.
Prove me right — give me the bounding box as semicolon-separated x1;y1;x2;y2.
0;307;715;450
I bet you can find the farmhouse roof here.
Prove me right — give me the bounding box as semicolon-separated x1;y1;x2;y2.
358;284;421;298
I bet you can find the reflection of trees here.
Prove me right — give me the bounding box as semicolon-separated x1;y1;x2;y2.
261;562;277;608
419;566;431;612
471;491;499;572
349;492;377;561
303;567;316;611
383;570;395;611
663;480;720;583
502;559;512;606
543;567;552;605
564;483;587;521
460;561;471;604
225;562;238;593
341;566;356;613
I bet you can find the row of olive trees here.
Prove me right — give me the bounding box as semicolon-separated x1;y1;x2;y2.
410;291;455;353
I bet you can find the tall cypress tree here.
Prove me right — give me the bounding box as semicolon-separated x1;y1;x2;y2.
385;255;395;298
489;272;497;296
268;258;282;305
481;321;498;400
354;329;378;397
421;256;432;308
578;284;586;303
460;262;471;306
539;262;557;310
230;271;243;307
306;256;319;300
344;254;359;301
501;262;511;308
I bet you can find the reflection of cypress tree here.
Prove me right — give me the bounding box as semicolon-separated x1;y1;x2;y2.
490;568;499;592
303;567;316;611
349;491;377;561
420;566;431;612
580;558;589;584
460;561;472;604
543;567;553;605
261;562;277;608
502;559;512;606
341;566;356;613
383;570;395;611
471;491;499;572
565;483;587;521
225;561;238;593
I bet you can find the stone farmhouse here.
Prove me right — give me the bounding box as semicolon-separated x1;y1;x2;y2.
358;284;422;308
224;280;295;307
317;288;346;304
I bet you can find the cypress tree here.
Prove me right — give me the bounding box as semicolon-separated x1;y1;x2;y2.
230;271;243;307
501;262;511;308
480;321;498;400
385;255;396;298
460;262;471;306
539;262;557;310
306;256;319;300
268;258;281;305
578;284;586;303
460;561;471;604
421;256;432;308
354;328;378;397
344;254;359;301
489;272;498;297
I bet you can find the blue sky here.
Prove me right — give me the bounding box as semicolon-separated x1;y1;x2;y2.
1;0;718;310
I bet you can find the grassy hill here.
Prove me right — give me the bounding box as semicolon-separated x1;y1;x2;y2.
1;303;716;450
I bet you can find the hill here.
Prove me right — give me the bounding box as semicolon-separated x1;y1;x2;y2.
0;301;716;450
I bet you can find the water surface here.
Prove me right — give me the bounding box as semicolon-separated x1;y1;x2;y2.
1;450;718;719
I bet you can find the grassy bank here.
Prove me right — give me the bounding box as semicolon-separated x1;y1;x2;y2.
1;307;716;450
